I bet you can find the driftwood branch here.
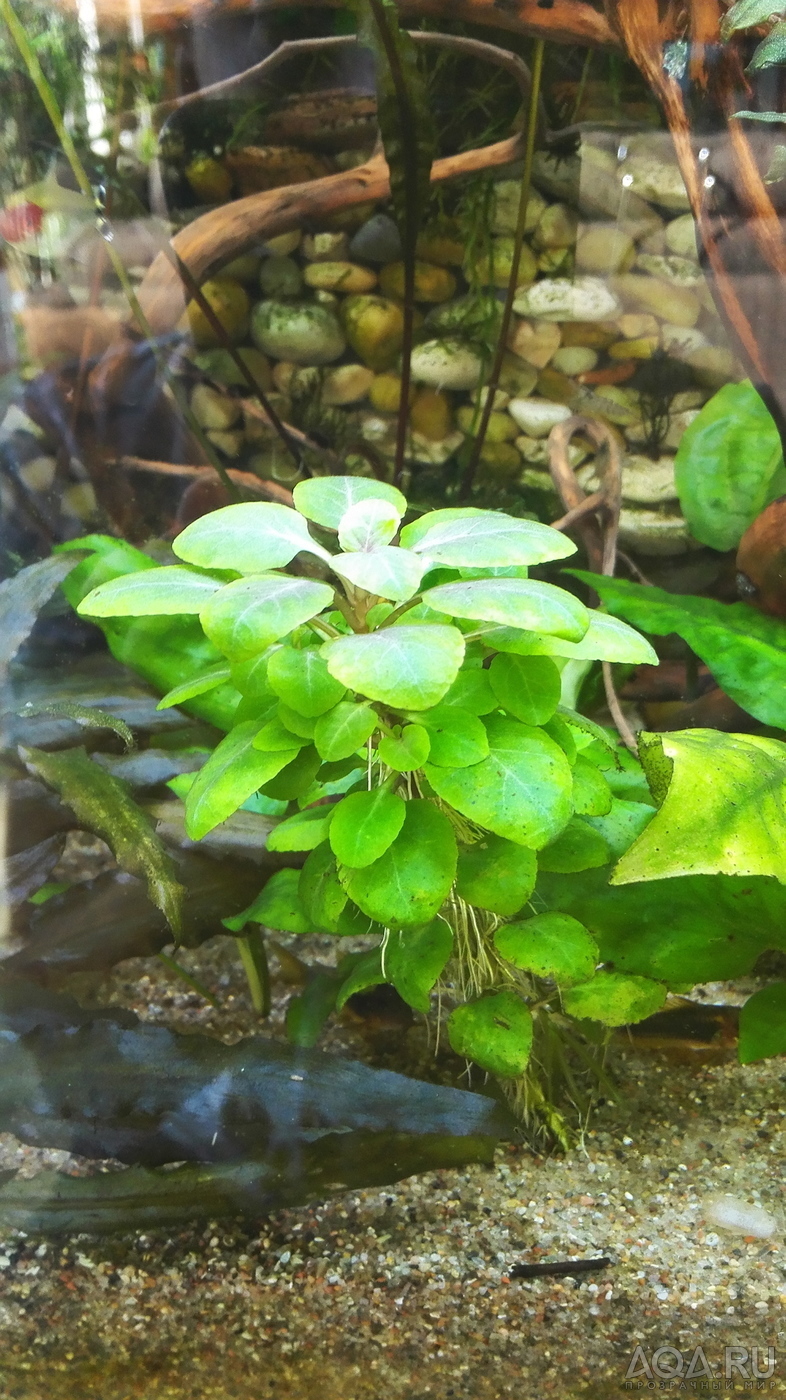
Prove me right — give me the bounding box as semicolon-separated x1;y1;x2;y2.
118;455;294;505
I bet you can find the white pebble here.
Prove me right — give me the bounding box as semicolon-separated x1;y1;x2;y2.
704;1195;777;1238
507;397;571;438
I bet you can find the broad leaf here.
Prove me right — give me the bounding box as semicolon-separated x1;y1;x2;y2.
200;576;334;661
425;715;573;849
330;547;425;602
174;501;330;573
572;756;613;816
456;835;537;916
748;20;786;70
416;705;489;767
329;787;407;867
494;912;598;987
314;700;378;760
299;842;351;933
613;730;786;885
575;573;786;728
184;720;298;839
293;476;407;530
386;919;453;1013
157;664;231;710
488;654;561;726
323;625;465;710
400;508;576;567
378;723;431;771
673;382;786;551
335;947;386;1010
342;798;457;925
561;971;666;1027
739;982;786;1063
223;868;311;933
260;745;322;800
338;497;402;551
538;817;611;872
0;554;83;665
267;806;334;852
253;716;307;752
441;667;497;715
230;652;273;698
721;0;784;36
20;745;182;933
266;644;346;717
484;611;657;664
278;703;318;739
286;968;345;1047
448;990;533;1077
423;579;588;641
79;566;222;617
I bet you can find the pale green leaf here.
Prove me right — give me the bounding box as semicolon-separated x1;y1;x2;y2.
266;644;346;716
489;653;561;726
448;991;533;1077
425;714;573;849
748;19;786;70
322;624;465;709
386;919;453;1013
494;912;598;986
343;798;457;925
730;109;786;121
561;970;666;1026
184;720;299;839
329;787;407;867
400;508;576;567
721;0;784;37
423;579;588;642
200;575;334;661
313;700;378;760
572;755;613;816
378;723;430;771
483;610;658;664
440;667;497;714
174;501;330;572
416;705;489;768
267;805;334;852
330;547;425;602
338;497;402;552
78;566;222;617
278;702;318;738
456;834;536;916
157;663;231;710
253;716;307;753
293;475;406;529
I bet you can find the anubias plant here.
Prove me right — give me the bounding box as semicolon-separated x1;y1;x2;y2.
77;479;664;1139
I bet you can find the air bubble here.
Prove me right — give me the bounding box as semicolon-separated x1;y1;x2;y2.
699;146;710;162
704;174;716;189
621;173;634;188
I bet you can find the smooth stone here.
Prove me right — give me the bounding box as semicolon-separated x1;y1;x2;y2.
185;276;249;347
258;255;303;297
379;260;456;303
18;455;56;491
537;248;571;275
497;353;538;397
349;214;403;264
516;436;587;469
303;261;377;293
407;430;465;466
369;371;411;414
634;252;702;287
507;317;561;368
532;148;663;241
416;225;464;266
252;300;346;365
609;336;657;360
685;345;738;388
618;508;699;556
262;229;302;257
457;406;518;442
665;212;699;260
621;143;691;211
302;231;349;262
613;274;700;327
360;414;397;452
507;397;572;437
514;276;621;322
314;290;340;309
478;441;522;477
575;382;641;427
519;466;555;491
220;251;262;284
575;225;635;275
207;428;244;458
467;236;538;290
244;393;291;442
322;363;375;405
578;453;678;506
616;312;659;340
660;323;709;357
477;385;510;411
532;203;578;251
410;389;453;441
638;225;667;255
560;321;618;350
492;180;546;236
663;408;700;450
551;345;597;376
410;339;484;391
192;346;272;392
191;382;242;431
61;482;99;521
427;292;502;342
537;365;578;405
342;295;404;371
672;389;708;412
226;146;333;195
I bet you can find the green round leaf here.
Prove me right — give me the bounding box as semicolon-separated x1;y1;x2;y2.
293;476;407;530
441;667;497;715
230;652;273;698
386;919;453;1013
200;576;334;661
338;497;402;552
456;834;537;916
335;946;386;1010
261;745;322;800
426;714;573;850
739;981;786;1063
330;547;425;602
314;700;378;761
417;705;490;768
572;755;613;816
78;566;222;617
330;787;407;868
184;720;299;839
323;625;465;710
489;654;561;726
222;868;311;934
448;990;533;1077
400;508;576;568
378;724;431;772
561;970;666;1026
343;799;457;925
174;501;330;573
253;716;307;753
299;841;349;933
423;579;588;642
494;912;598;986
277;702;318;738
538;817;611;873
267;805;334;852
267;644;347;716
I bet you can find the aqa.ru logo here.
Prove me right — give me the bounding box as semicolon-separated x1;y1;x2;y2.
624;1345;777;1388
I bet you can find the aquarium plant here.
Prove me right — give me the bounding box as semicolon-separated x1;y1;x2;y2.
75;478;670;1139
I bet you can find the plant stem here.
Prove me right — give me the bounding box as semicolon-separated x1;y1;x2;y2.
571;47;593;124
236;930;271;1017
157;952;218;1007
459;37;545;499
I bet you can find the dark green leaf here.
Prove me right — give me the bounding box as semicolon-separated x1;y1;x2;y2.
538;818;611;873
738;982;786;1063
286;969;344;1048
573;572;786;729
20;746;182;933
314;700;378;760
183;721;298;839
448;991;533;1077
721;0;784;37
329;787;407;867
455;835;537;916
488;654;561;726
260;745;322;800
267;644;346;716
378;723;431;771
299;842;350;933
343;799;457;925
561;971;666;1027
494;912;598;986
200;576;334;661
174;501;330;572
386;919;453;1012
748;20;786;71
323;625;465;710
335;946;386;1010
673;382;786;550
